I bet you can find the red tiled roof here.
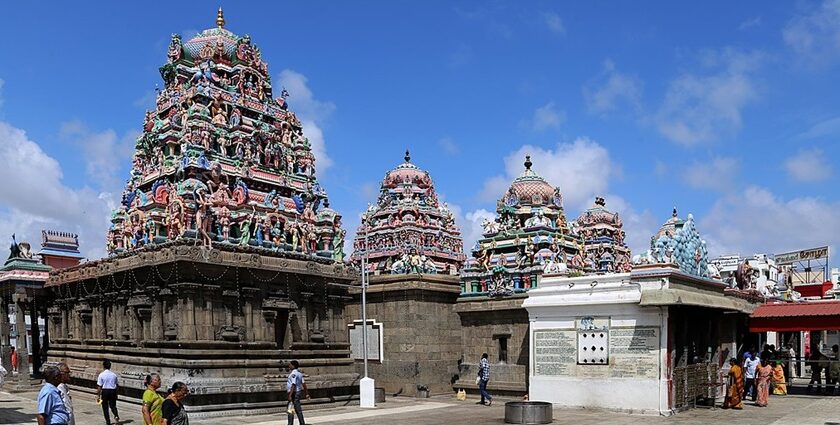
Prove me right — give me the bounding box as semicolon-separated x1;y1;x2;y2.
751;301;840;319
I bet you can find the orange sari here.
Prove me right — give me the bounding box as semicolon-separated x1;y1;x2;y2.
723;365;744;409
756;365;772;406
772;365;787;395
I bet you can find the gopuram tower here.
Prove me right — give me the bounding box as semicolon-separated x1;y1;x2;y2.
45;10;358;415
344;151;466;394
349;150;465;275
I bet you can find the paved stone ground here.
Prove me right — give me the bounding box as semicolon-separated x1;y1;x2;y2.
1;390;838;424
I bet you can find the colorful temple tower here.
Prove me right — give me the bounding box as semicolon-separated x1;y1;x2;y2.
460;156;581;296
349;150;465;275
45;10;358;414
574;196;632;274
107;8;344;262
634;208;710;278
343;151;465;394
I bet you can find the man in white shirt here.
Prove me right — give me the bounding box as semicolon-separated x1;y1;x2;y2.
57;363;75;425
743;353;760;401
96;359;120;425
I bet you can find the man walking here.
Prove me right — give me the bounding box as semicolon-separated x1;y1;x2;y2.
57;363;75;425
743;352;760;401
37;365;70;425
478;353;493;406
96;359;120;425
287;360;310;425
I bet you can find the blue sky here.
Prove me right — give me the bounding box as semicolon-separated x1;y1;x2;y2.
1;1;839;266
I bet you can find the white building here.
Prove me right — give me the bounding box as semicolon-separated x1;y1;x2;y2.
523;266;757;414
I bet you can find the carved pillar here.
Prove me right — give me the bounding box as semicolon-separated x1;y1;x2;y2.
151;298;163;341
78;302;93;342
13;292;28;375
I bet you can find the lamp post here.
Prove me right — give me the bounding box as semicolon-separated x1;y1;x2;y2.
359;220;375;408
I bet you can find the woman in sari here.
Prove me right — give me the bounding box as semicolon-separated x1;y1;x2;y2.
723;358;744;409
772;361;787;395
755;359;772;406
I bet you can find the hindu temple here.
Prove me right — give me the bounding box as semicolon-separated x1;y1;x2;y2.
349;150;465;275
574;196;632;274
344;152;465;394
460;155;580;296
43;10;358;416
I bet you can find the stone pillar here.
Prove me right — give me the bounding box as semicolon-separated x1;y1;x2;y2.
14;292;28;375
29;299;42;375
151;299;163;341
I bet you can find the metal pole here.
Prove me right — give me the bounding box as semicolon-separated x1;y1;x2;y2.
361;227;369;379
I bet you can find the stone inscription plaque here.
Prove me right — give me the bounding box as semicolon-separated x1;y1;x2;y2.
608;326;659;378
533;329;576;376
349;321;381;361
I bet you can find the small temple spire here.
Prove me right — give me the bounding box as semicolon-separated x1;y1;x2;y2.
672;207;678;218
404;149;411;163
216;7;226;28
524;155;532;170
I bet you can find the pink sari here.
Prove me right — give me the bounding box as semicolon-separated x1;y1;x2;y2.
755;365;772;406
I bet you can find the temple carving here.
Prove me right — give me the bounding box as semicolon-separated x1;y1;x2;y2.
350;151;465;275
108;8;344;262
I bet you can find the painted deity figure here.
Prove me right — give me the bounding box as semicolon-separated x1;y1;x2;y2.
238;207;256;246
194;189;213;248
229;107;242;127
289;221;300;252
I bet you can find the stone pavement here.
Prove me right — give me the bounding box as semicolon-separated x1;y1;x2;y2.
1;390;838;424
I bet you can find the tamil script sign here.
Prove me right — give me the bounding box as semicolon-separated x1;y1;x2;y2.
775;246;829;265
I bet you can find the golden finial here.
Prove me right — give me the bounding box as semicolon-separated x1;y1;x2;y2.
216;7;225;28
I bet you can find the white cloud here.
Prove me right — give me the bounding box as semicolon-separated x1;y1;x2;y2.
0;121;113;260
784;148;833;182
277;69;336;175
700;186;840;258
455;207;495;254
542;12;566;34
783;0;840;67
798;115;840;140
682;156;739;191
60;121;136;190
656;49;762;146
438;137;460;155
738;16;762;30
478;138;612;211
523;101;565;131
603;195;659;254
583;60;643;116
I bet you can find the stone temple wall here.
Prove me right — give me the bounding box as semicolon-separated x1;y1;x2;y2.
453;297;530;396
45;243;359;416
344;274;462;395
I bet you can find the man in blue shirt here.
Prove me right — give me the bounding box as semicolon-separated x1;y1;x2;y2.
37;365;70;425
286;360;310;425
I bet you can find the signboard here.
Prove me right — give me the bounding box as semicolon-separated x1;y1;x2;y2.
348;320;383;362
775;246;829;265
711;255;740;268
533;329;577;376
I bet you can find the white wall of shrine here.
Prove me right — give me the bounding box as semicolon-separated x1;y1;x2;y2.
523;273;671;415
